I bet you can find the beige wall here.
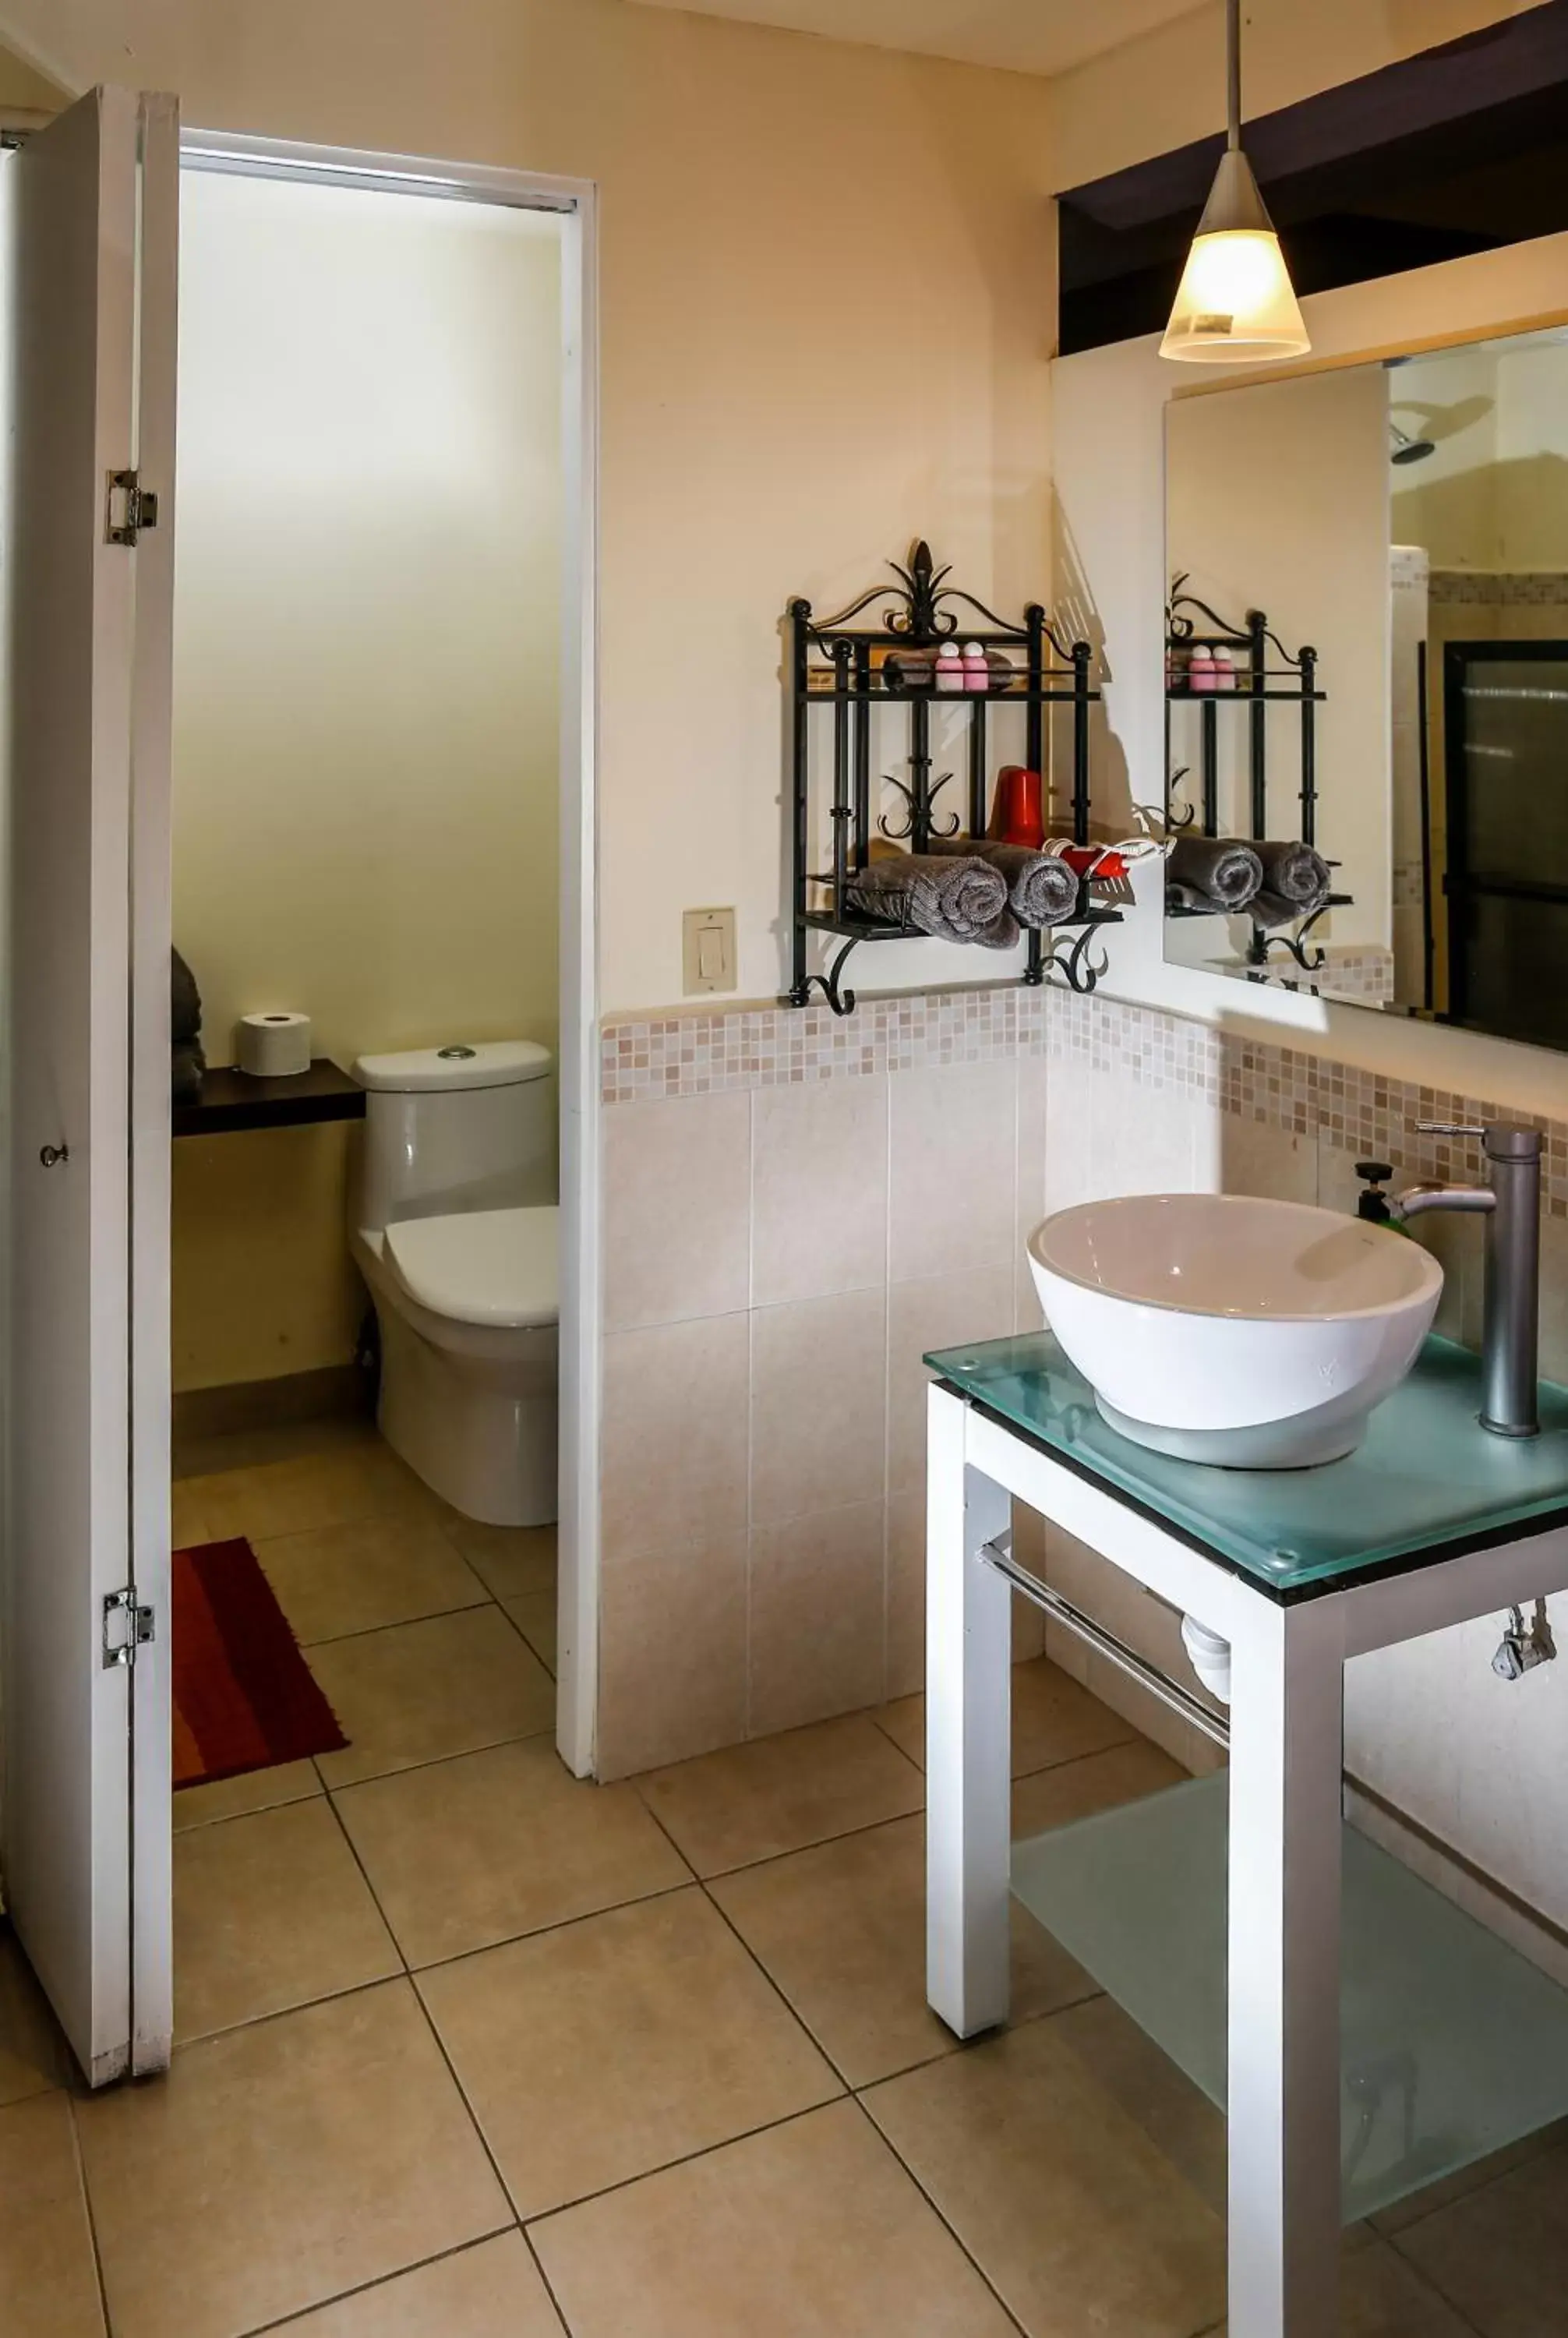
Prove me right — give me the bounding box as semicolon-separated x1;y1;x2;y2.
169;169;562;1393
1165;364;1391;951
2;0;1059;1017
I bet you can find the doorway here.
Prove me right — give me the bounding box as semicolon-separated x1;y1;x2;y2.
0;96;600;2085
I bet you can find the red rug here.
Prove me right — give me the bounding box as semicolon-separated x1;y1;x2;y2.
172;1538;348;1791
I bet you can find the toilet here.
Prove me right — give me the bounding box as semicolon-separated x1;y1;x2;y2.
349;1041;558;1527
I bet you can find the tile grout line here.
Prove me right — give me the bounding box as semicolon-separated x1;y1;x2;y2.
231;2231;546;2338
63;2089;115;2338
842;2092;1033;2338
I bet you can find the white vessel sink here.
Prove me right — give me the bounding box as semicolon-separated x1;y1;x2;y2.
1028;1193;1443;1468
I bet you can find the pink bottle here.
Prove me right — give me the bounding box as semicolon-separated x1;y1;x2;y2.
961;641;990;694
934;643;964;693
1188;648;1217;694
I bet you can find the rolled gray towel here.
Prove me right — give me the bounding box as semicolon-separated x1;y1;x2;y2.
1166;834;1264;914
844;853;1008;945
1251;839;1332;929
930;838;1079;927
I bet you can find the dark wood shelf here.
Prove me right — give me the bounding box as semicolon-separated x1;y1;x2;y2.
173;1058;366;1139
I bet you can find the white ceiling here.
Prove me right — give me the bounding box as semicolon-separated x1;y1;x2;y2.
617;0;1205;80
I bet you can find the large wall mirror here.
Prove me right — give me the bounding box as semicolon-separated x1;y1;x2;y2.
1163;323;1568;1054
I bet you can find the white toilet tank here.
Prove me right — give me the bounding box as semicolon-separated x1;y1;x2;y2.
351;1041;555;1231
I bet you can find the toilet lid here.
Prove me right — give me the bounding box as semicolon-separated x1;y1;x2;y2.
383;1206;558;1330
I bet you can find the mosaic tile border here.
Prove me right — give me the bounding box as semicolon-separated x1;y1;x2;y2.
602;987;1568;1215
1429;567;1568;606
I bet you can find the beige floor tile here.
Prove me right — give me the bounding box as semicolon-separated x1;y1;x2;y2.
503;1590;557;1675
312;1607;555;1788
269;2232;562;2336
0;2093;104;2337
531;2097;1017;2338
1338;2241;1478;2336
77;1981;508;2338
174;1799;401;2042
420;1888;839;2219
711;1812;1094;2087
1392;2138;1568;2336
0;1926;77;2106
256;1514;488;1644
173;1757;324;1833
876;1655;1135;1778
1046;1995;1227;2220
863;2018;1226;2338
175;1440;447;1549
1010;1739;1188;1838
444;1518;557;1602
335;1739;689;1969
636;1713;923;1877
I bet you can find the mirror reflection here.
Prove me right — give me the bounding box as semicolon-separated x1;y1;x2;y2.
1163;323;1568;1054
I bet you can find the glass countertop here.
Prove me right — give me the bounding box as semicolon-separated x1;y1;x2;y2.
924;1331;1568;1597
1013;1775;1568;2222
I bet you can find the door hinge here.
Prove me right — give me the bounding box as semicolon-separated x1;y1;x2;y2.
102;1588;155;1669
105;468;158;547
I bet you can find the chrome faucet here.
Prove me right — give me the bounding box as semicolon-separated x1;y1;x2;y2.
1390;1121;1542;1439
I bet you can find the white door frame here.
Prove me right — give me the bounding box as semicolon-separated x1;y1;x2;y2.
175;129;602;1777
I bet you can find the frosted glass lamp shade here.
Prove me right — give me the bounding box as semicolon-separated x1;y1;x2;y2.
1160;149;1310;364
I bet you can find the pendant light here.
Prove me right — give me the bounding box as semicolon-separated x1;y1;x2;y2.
1160;0;1309;364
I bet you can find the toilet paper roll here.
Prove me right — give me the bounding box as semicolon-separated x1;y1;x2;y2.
236;1012;312;1079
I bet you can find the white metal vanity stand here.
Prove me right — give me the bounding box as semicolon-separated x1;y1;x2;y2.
923;1336;1568;2338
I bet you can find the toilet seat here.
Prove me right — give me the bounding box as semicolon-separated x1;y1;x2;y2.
383;1206;558;1330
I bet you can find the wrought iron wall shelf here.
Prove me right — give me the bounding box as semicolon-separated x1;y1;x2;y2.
787;542;1111;1015
1165;578;1349;975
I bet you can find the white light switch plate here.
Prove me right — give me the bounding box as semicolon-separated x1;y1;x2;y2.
683;906;736;994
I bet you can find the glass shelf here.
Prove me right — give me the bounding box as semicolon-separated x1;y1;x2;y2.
923;1331;1568;1598
1012;1774;1568;2223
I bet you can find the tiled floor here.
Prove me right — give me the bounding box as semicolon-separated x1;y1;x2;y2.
0;1418;1553;2334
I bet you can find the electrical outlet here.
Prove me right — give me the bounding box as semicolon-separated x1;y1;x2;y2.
683;906;736;995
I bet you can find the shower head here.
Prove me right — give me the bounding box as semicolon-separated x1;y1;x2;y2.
1390;422;1436;466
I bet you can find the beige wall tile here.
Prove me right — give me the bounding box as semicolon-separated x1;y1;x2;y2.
174;1799;400;2043
886;1267;1014;1496
530;2099;1018;2338
885;1485;927;1703
335;1737;689;1968
596;1540;747;1781
711;1812;1093;2089
1044;1052;1095;1217
888;1059;1018;1282
863;2021;1225;2338
750;1289;885;1526
750;1075;888;1308
76;1982;508;2338
603;1093;750;1333
269;2234;563;2337
637;1712;922;1876
1218;1114;1319;1204
311;1608;555;1789
418;1890;839;2219
601;1314;749;1559
748;1499;885;1736
1091;1073;1203;1198
1015;1053;1050;1246
1538;1210;1568;1385
0;2093;104;2338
